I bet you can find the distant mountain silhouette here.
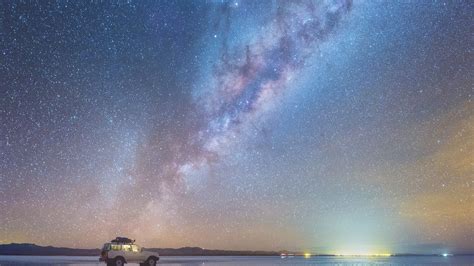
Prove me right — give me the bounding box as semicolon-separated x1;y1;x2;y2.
0;243;99;256
1;244;471;257
0;243;279;256
146;246;278;256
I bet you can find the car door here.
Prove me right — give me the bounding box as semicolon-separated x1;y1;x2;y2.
120;244;136;262
127;244;143;262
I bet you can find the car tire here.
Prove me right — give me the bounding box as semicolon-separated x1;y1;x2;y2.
114;257;125;266
146;256;158;266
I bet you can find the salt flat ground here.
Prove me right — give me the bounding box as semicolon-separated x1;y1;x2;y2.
0;255;472;265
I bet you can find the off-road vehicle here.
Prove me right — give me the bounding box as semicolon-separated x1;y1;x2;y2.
99;237;159;266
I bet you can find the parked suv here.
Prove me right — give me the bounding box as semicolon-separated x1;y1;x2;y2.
99;237;159;266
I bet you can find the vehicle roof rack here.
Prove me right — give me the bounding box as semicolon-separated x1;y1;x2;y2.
111;237;135;244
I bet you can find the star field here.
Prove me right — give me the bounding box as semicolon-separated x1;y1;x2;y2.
1;0;473;254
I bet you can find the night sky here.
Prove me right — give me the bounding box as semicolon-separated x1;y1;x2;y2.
1;0;473;255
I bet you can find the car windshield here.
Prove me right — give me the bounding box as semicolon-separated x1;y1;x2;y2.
102;243;111;251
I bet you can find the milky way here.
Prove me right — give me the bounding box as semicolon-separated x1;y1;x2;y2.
174;0;353;192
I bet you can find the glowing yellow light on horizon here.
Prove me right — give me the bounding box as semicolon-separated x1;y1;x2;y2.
334;253;391;257
304;252;311;258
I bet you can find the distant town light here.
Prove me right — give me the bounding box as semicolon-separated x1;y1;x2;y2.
334;253;391;257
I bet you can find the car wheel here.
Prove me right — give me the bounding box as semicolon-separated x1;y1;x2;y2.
114;257;125;266
146;256;157;266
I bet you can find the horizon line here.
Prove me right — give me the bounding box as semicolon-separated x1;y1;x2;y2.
1;242;473;256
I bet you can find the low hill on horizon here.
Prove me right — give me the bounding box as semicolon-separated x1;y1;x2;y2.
2;243;469;257
0;243;279;256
